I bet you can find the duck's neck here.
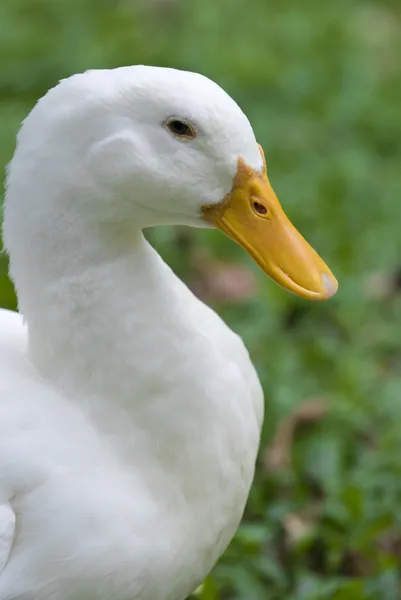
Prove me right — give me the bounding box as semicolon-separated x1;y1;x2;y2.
8;205;260;582
21;216;255;531
24;226;189;401
6;179;223;456
24;225;226;479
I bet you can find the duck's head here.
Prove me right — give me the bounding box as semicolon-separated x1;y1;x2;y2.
5;65;337;300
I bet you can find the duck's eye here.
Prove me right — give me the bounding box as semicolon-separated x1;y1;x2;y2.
165;118;196;140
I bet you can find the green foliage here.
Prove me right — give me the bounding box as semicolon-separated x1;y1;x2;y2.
1;0;401;598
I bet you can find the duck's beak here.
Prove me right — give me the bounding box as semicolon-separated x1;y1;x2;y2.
202;146;337;301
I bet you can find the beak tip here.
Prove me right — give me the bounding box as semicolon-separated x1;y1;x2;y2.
321;272;338;299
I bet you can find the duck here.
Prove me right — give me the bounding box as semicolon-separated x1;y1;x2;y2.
0;65;337;600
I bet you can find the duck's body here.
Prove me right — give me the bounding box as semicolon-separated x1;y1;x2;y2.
0;66;336;599
0;242;262;599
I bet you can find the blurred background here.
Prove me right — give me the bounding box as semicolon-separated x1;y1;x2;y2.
1;0;401;598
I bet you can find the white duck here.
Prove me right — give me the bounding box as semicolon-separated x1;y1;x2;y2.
0;66;337;599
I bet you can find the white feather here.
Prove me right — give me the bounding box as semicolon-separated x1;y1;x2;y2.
0;505;15;575
0;66;264;599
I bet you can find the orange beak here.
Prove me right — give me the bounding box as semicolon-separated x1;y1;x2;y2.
202;146;338;301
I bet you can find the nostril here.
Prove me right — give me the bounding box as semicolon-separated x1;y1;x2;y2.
252;201;267;216
321;273;338;299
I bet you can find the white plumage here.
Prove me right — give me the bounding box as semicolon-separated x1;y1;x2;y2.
0;66;264;599
0;65;336;599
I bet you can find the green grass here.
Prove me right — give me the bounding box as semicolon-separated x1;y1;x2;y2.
1;0;401;598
